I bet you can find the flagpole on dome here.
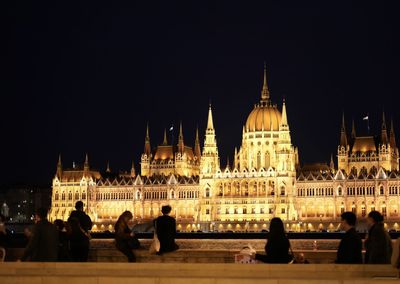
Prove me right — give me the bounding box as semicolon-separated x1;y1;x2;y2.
363;114;369;134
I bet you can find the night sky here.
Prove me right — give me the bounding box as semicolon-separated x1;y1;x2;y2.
3;2;400;186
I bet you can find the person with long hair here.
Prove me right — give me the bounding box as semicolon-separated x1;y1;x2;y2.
255;217;293;263
365;210;392;264
114;211;140;262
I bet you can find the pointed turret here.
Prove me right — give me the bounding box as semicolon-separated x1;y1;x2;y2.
84;153;90;172
130;161;136;177
280;99;289;130
381;111;388;145
106;161;111;173
178;121;185;153
330;154;335;170
207;104;214;130
201;104;220;175
340;112;348;147
351;119;356;139
234;147;238;169
260;62;270;104
162;128;168;145
194;127;201;159
56;154;62;178
390;118;397;148
226;156;230;170
144;123;151;156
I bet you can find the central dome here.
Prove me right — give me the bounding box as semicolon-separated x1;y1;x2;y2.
245;103;282;132
245;64;282;132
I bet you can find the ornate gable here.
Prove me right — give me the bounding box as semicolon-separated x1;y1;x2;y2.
376;167;387;179
334;169;346;180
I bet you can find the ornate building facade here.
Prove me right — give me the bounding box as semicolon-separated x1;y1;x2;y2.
49;66;400;232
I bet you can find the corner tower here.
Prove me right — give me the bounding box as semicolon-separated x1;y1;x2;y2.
200;104;220;176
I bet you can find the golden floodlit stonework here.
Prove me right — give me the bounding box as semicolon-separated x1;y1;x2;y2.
49;65;400;232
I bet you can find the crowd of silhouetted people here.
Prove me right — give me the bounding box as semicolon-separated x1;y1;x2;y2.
0;201;92;262
0;203;399;268
252;211;397;265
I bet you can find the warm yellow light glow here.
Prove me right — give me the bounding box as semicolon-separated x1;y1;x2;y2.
49;68;400;232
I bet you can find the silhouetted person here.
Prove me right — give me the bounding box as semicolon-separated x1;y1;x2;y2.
365;210;392;264
391;237;400;274
54;219;71;262
336;212;362;264
69;201;92;233
20;208;58;262
68;201;92;261
0;214;8;250
115;211;140;262
154;205;179;254
67;217;90;262
255;217;292;263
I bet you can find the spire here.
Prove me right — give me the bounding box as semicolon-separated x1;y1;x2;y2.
194;127;201;159
106;161;111;173
340;112;348;147
84;153;89;172
260;62;270;103
234;147;238;169
207;104;214;130
390;118;397;148
130;161;136;177
330;154;335;170
201;104;220;175
351;119;356;139
178;121;184;152
226;156;230;170
381;111;388;145
280;98;288;129
144;123;151;155
56;154;62;177
179;121;183;140
163;128;168;145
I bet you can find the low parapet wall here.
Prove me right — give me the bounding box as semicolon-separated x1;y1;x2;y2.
0;262;398;284
89;248;338;263
5;247;337;263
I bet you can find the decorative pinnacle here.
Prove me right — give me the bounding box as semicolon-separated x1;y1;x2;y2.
261;62;270;103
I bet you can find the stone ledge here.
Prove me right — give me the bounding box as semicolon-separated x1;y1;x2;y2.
89;248;338;263
4;247;342;263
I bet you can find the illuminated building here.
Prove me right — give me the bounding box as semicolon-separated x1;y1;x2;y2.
49;65;400;231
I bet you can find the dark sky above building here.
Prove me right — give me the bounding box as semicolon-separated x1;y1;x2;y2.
2;1;400;186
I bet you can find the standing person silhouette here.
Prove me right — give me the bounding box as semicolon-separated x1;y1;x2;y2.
20;208;58;262
68;201;92;261
336;212;362;263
